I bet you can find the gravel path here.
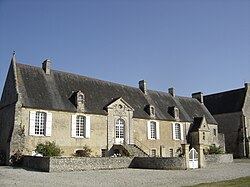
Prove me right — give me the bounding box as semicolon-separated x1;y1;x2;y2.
1;159;250;187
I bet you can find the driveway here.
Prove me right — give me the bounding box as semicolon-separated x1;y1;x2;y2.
0;159;250;187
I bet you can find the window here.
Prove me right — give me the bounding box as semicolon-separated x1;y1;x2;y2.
76;115;85;137
169;148;174;157
35;112;46;135
151;149;157;157
147;121;160;140
72;115;90;138
172;123;183;140
115;119;125;139
150;121;156;139
175;123;181;139
29;111;52;136
101;149;107;157
213;129;217;136
203;132;205;140
150;106;155;116
78;94;84;104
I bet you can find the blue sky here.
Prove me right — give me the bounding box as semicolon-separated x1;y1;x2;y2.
0;0;249;97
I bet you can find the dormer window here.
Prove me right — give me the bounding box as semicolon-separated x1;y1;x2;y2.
150;106;155;117
76;91;85;112
78;94;84;104
146;105;155;118
70;90;85;112
168;106;180;120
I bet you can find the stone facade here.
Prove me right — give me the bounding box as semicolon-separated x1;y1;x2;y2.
0;56;224;164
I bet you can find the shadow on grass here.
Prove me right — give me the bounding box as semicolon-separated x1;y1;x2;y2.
185;176;250;187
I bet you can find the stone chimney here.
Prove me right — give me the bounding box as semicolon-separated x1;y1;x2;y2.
245;83;250;91
139;80;147;94
168;88;176;97
42;59;51;75
192;92;204;104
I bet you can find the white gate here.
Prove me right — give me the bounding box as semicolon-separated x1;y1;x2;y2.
189;148;198;169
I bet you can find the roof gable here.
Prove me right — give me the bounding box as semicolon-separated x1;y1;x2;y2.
106;97;134;112
190;116;210;132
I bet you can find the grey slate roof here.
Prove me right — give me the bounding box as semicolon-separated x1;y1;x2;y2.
204;88;246;115
15;63;217;124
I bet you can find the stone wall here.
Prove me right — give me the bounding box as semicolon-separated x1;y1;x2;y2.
204;154;233;167
22;156;133;172
22;156;50;172
130;157;186;170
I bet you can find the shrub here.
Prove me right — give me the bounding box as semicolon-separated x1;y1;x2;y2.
10;150;23;166
35;141;63;157
74;145;92;157
208;144;224;154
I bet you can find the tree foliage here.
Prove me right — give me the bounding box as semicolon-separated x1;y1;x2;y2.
207;144;224;154
74;145;92;157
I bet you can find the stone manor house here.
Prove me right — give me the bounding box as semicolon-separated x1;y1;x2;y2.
0;55;224;164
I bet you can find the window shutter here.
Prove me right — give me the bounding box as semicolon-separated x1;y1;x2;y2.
172;123;176;140
29;111;36;136
45;112;52;136
156;121;160;140
180;123;184;140
147;121;151;139
85;116;90;138
71;115;77;138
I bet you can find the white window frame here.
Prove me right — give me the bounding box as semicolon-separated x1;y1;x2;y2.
29;111;52;137
147;121;160;140
172;123;184;140
72;115;90;138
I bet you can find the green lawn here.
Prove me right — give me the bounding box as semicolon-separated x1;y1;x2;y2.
187;176;250;187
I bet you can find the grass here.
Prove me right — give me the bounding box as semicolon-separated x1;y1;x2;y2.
187;176;250;187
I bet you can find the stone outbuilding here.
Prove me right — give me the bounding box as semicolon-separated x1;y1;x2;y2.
204;83;250;158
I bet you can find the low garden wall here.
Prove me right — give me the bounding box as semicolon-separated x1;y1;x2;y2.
22;156;50;172
204;154;233;167
22;154;233;172
130;157;186;170
23;156;133;172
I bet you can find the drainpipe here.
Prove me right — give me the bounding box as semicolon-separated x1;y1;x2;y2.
242;115;247;157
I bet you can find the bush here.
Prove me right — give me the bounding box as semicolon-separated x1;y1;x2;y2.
207;144;224;154
35;141;63;157
74;145;92;157
10;150;23;166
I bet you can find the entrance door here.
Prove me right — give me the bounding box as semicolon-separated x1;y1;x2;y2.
189;148;198;169
115;119;125;144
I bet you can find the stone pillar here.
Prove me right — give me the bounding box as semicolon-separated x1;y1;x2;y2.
181;144;190;169
197;144;205;168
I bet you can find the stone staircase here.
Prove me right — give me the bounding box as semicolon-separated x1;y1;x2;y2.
122;144;149;157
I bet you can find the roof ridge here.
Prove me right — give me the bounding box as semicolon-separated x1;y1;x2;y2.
16;62;143;91
205;87;245;97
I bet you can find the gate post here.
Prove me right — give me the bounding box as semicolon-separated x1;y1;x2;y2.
197;144;205;168
181;144;190;169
